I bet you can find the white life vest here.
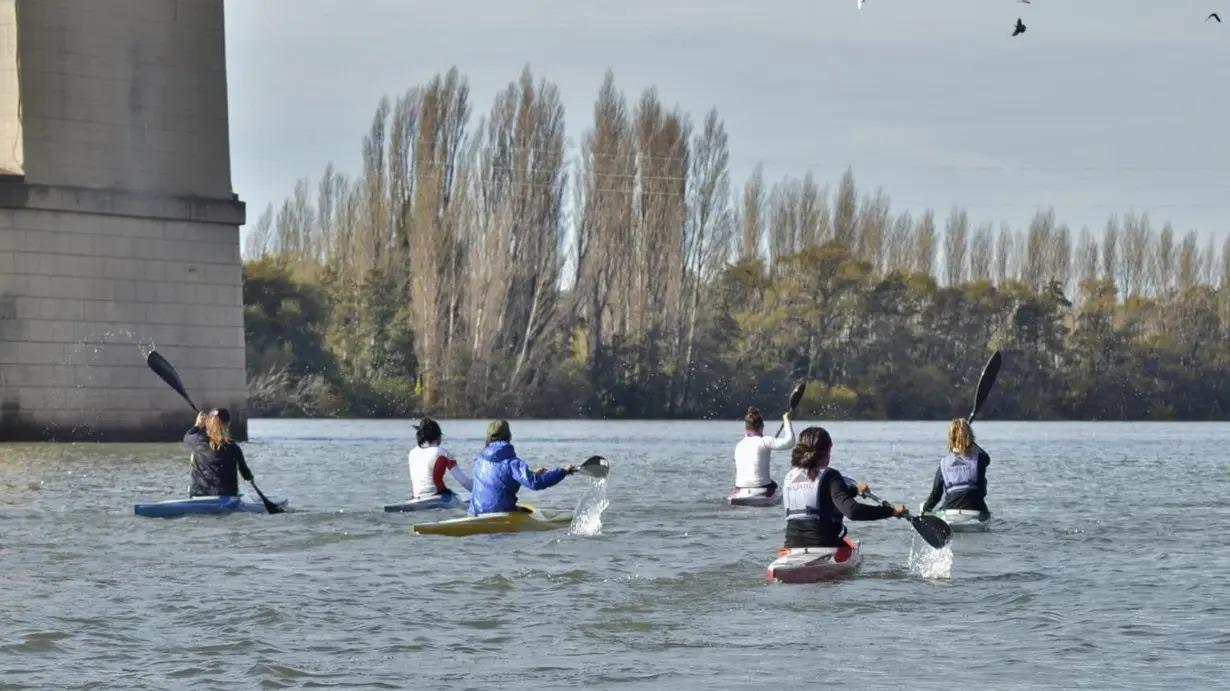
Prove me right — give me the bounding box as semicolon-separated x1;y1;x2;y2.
940;451;980;493
733;419;795;488
783;467;832;521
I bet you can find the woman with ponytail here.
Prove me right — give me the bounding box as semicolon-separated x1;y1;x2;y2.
782;427;906;548
183;408;255;497
920;419;991;515
730;406;795;504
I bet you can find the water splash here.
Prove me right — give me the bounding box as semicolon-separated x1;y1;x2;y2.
569;477;609;536
908;535;953;579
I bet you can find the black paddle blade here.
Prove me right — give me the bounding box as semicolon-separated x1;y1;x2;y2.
911;514;953;549
788;382;807;411
249;480;285;514
146;350;197;411
579;455;609;479
968;350;1002;423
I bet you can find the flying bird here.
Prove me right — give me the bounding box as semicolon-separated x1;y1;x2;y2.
1018;0;1031;4
1012;17;1027;36
1208;12;1222;22
858;0;866;9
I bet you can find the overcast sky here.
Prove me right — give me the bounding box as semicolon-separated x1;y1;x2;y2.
224;0;1230;240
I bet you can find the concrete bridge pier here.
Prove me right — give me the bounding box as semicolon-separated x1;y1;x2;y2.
0;0;247;441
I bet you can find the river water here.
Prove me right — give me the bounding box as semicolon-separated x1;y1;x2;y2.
1;419;1228;689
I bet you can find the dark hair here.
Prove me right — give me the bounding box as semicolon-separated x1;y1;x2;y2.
415;417;442;447
744;406;764;432
791;427;833;480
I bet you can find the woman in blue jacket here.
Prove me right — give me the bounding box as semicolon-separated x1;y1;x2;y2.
468;420;577;514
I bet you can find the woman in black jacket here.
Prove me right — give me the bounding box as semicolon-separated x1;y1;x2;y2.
183;408;253;497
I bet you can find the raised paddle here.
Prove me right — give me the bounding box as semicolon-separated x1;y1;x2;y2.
577;455;609;479
967;350;1002;424
147;350;197;411
145;350;283;514
773;382;807;437
864;490;952;549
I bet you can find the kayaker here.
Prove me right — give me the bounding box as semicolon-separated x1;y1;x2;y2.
920;418;990;515
782;426;906;547
408;417;472;500
468;420;577;515
183;408;254;497
733;406;794;499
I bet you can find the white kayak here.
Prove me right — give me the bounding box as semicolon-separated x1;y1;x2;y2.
930;508;991;532
728;485;782;507
383;493;462;512
767;538;862;583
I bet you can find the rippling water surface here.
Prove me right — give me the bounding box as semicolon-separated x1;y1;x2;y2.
2;420;1228;689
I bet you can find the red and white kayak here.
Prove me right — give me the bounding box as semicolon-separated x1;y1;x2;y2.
728;485;782;507
767;538;862;583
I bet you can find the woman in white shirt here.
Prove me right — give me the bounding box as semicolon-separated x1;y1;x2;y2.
408;418;472;500
730;406;794;505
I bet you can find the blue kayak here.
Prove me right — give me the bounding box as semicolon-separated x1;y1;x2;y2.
133;495;289;518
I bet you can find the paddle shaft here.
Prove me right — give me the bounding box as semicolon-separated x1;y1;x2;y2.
967;351;1002;424
773;382;807;436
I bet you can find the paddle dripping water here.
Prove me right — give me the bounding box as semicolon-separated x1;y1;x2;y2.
907;535;953;579
568;477;609;536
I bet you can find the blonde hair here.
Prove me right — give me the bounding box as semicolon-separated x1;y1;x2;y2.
205;413;232;451
948;418;974;455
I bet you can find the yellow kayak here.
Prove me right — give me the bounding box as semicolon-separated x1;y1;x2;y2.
412;505;572;537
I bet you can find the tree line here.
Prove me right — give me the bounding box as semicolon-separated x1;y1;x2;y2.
242;66;1230;420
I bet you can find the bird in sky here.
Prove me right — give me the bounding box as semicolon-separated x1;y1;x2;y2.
1018;0;1031;4
1208;12;1222;22
858;0;865;9
1012;17;1027;36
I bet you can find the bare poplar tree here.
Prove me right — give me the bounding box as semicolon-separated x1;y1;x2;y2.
359;98;391;273
1154;222;1175;296
855;189;890;270
912;209;936;276
407;69;471;407
1176;230;1199;292
943;207;969;286
1075;227;1099;290
832;167;858;248
1120;212;1152;297
676;107;733;412
1102;215;1120;291
799;173;828;247
969;222;994;282
739;164;765;262
885;211;913;273
573;71;636;379
244;203;274;259
995;222;1014;284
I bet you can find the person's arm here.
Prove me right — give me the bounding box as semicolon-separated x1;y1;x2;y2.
921;467;944;513
510;457;568;490
976;449;990;495
762;414;795;451
233;444;254;483
830;475;894;521
442;452;473;491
